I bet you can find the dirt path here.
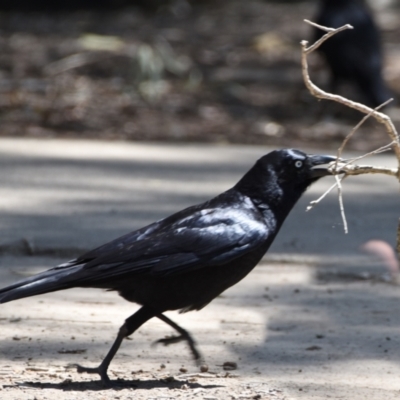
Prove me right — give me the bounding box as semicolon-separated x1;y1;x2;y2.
1;255;400;399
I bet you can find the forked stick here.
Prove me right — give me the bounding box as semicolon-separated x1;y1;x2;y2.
301;20;400;245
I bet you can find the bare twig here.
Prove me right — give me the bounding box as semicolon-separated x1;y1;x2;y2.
344;142;396;164
332;162;398;177
306;174;347;211
336;99;394;163
301;21;400;246
303;20;353;54
335;175;348;233
301;22;400;176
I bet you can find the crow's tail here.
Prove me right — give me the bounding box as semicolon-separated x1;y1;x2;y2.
0;264;83;304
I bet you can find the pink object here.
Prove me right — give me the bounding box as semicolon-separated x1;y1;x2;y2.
362;240;399;277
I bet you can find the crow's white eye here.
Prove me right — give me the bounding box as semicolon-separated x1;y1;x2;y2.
294;160;303;168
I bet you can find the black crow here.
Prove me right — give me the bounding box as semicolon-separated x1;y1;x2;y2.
314;0;391;107
0;149;335;384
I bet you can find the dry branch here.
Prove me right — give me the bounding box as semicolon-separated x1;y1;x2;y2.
301;20;400;249
331;163;398;177
302;20;400;178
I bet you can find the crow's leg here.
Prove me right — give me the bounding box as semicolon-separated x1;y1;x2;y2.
154;313;204;365
75;306;156;384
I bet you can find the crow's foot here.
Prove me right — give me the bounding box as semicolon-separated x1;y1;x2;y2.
74;363;111;385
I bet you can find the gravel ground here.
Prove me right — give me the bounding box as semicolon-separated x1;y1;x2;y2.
2;255;400;400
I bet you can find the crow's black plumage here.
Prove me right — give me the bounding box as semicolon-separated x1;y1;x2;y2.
0;149;335;384
314;0;391;107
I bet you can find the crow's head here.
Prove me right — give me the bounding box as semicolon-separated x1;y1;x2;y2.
261;149;335;184
235;149;336;214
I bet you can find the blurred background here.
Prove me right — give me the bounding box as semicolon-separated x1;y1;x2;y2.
0;0;399;151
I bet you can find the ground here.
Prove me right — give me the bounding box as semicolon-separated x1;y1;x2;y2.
2;257;400;400
0;1;400;151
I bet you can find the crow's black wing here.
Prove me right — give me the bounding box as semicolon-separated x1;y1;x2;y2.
76;204;271;281
0;189;274;303
0;202;271;303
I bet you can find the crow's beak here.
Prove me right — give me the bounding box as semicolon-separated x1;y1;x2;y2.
309;154;337;178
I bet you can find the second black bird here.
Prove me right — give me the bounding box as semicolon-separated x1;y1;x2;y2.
314;0;391;107
0;149;335;384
